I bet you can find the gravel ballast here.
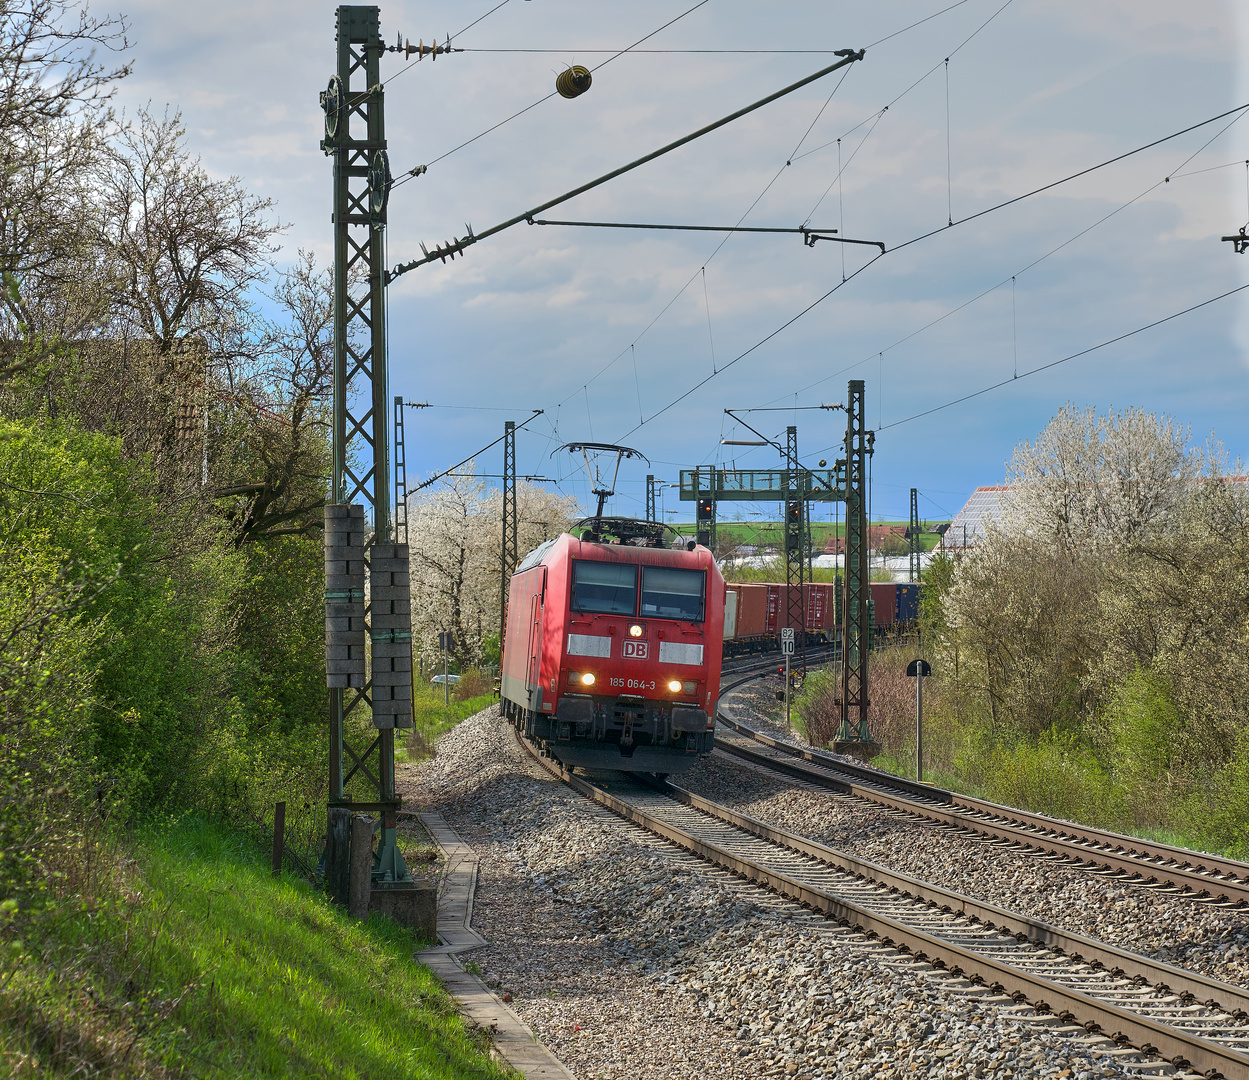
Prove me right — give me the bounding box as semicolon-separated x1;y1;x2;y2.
398;705;1207;1079
702;680;1249;989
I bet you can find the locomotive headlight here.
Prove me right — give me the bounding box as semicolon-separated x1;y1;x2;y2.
667;679;682;693
628;624;644;638
682;681;697;694
581;672;596;686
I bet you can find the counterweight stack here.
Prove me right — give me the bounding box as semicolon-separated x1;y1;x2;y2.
324;504;367;689
369;543;413;730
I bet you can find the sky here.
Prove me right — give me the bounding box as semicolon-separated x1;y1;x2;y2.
110;0;1249;527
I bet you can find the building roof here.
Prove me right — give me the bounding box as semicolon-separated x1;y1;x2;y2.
945;476;1249;548
945;487;1010;548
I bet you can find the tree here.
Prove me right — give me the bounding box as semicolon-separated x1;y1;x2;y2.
1091;479;1249;771
945;529;1100;737
0;0;131;374
407;468;576;668
210;250;334;545
1001;404;1205;552
98;107;282;356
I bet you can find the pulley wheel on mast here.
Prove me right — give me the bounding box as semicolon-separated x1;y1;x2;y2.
321;75;344;142
369;150;391;223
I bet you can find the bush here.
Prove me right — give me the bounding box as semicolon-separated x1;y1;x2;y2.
452;667;493;702
793;648;934;752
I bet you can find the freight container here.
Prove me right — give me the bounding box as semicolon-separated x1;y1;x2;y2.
723;586;739;640
730;583;769;639
896;583;922;624
804;583;834;630
870;583;898;626
765;584;810;632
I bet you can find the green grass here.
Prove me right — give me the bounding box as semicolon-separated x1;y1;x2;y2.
1;819;510;1079
871;741;1247;860
399;686;497;763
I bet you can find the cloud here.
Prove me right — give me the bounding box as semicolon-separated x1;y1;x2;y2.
105;0;1247;519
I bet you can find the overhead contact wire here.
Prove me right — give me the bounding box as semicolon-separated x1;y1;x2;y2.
879;283;1249;431
778;101;1249;403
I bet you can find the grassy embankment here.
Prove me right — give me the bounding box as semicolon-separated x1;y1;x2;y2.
789;650;1249;861
4;818;511;1080
400;674;497;762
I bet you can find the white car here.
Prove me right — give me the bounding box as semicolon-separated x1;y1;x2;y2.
430;674;461;686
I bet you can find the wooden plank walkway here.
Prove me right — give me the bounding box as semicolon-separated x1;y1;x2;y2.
415;811;577;1080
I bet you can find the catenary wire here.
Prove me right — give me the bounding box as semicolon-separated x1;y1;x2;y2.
877;282;1249;432
780;101;1249;402
890;101;1249;255
790;0;1016;168
613;251;886;442
492;1;988;420
392;0;714;186
582;0;1015;437
552;61;858;409
612;100;1249;445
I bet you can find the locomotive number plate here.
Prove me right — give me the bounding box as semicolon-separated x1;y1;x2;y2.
622;640;649;659
610;678;656;690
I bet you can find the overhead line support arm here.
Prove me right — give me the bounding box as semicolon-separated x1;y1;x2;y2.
387;49;865;282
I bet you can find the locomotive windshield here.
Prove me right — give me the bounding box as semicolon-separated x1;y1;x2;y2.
571;560;638;615
640;566;705;621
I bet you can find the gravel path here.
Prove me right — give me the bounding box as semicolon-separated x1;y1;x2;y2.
399;705;1201;1080
699;682;1249;989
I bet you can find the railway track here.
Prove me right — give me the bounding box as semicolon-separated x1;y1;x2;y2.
516;730;1249;1079
721;645;837;679
713;692;1249;910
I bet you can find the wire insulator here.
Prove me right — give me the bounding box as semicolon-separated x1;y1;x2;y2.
556;65;592;99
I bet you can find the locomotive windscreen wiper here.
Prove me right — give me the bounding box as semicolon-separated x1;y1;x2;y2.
388;48;865;281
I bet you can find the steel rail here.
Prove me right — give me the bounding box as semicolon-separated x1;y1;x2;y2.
715;711;1249;907
514;730;1249;1079
660;780;1249;1019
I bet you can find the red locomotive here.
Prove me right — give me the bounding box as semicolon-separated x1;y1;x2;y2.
501;522;725;773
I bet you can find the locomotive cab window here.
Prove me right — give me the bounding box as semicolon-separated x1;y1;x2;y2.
572;560;637;615
640;566;705;621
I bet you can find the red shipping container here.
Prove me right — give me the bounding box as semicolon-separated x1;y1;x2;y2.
804;583;833;630
870;582;898;626
767;584;819;632
731;583;769;639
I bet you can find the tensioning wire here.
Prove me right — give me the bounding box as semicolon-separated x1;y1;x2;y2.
392;0;713;186
347;0;514;107
776;100;1249;403
877;282;1249;432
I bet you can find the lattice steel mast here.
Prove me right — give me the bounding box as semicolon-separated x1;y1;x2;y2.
909;487;920;583
783;426;807;671
837;380;873;745
500;420;517;652
321;4;412;888
394;397;408;544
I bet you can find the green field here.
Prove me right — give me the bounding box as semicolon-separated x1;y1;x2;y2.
664;518;950;554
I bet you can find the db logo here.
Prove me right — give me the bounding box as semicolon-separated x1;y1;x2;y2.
622;640;648;659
